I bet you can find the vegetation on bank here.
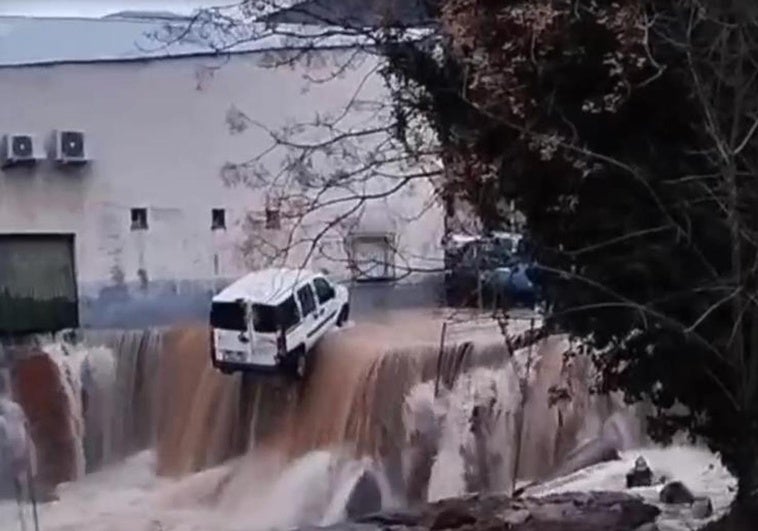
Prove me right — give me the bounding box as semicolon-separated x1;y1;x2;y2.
381;0;758;518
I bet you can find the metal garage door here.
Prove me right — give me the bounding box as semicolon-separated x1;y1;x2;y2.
0;234;79;335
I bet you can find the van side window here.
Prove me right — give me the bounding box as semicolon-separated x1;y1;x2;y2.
279;296;300;330
313;277;335;304
297;284;317;316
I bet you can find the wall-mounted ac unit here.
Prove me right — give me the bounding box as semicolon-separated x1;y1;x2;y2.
51;130;89;164
0;134;43;167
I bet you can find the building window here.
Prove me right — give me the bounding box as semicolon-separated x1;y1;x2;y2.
130;208;148;231
348;233;396;282
212;208;226;230
265;208;281;230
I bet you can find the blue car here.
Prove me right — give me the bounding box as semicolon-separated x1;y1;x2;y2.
444;234;542;309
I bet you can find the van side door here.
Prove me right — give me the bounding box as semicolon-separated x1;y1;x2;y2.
296;283;320;343
313;276;339;323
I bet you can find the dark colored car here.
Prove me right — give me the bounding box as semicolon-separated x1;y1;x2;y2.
444;233;541;309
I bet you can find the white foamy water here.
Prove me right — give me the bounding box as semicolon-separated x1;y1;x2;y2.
0;449;395;531
421;364;522;501
0;445;734;531
530;446;736;530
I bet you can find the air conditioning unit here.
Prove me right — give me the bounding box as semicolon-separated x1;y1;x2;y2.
1;134;42;167
51;130;89;164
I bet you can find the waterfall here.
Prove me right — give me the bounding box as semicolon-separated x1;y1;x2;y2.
5;329;163;489
0;313;668;531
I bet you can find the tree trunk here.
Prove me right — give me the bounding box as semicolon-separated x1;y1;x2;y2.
736;477;758;507
733;449;758;514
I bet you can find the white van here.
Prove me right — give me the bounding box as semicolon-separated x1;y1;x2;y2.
210;268;350;378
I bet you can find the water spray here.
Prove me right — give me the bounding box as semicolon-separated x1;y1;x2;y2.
27;460;40;531
15;485;26;531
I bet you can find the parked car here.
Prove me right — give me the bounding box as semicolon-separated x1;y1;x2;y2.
210;268;350;378
444;232;540;308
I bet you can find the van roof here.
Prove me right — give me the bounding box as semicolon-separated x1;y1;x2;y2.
213;268;318;305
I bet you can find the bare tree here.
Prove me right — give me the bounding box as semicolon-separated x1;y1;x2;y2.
662;0;758;509
150;1;450;289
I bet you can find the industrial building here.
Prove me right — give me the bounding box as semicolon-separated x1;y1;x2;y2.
0;8;444;332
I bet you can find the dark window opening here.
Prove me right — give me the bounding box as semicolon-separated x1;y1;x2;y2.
131;208;148;230
313;277;335;304
212;208;226;230
210;301;246;331
252;296;300;333
297;284;317;316
265;208;281;230
211;297;301;333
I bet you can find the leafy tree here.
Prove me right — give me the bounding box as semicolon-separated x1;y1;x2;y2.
385;0;758;514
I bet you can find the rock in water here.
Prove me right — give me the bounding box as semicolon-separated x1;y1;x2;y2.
500;508;531;526
549;436;621;481
659;481;695;504
305;491;660;531
430;506;476;530
356;510;422;526
345;471;382;520
692;497;713;519
626;456;653;488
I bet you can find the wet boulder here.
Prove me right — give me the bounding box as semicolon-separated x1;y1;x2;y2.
309;491;660;531
659;481;695;504
692;497;713;519
355;510;422;527
549;436;621;481
345;470;383;520
430;505;477;529
626;456;653;488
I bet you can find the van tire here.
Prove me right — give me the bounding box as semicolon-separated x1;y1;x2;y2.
337;304;350;327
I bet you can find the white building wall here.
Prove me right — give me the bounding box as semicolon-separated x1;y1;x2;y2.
0;50;444;327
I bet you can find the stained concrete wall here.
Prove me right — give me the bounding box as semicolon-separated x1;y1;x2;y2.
0;50;444;329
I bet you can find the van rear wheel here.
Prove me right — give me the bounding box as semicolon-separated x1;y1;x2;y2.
337;304;350;327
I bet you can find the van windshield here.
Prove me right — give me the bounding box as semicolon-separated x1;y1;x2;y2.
211;297;300;333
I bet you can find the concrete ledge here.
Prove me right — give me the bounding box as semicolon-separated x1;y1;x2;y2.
79;276;444;329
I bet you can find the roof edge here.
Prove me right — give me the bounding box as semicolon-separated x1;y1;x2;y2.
0;44;373;70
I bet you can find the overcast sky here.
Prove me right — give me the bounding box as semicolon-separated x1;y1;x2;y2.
0;1;231;17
